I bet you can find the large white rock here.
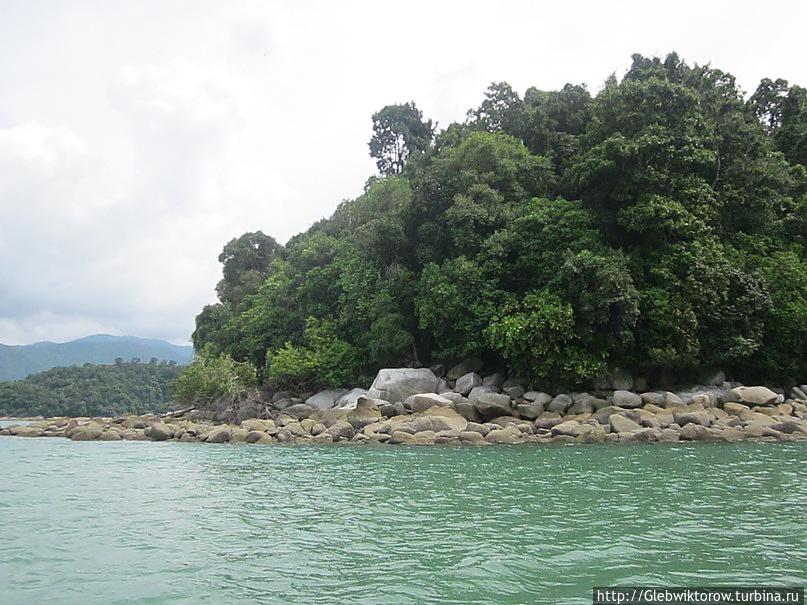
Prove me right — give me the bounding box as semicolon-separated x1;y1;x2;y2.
725;386;780;406
334;388;369;409
305;389;350;411
367;368;439;404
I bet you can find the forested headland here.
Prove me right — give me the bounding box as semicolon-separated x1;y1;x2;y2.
0;359;181;417
185;52;807;401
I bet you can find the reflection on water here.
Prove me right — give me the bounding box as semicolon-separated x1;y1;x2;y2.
0;437;804;604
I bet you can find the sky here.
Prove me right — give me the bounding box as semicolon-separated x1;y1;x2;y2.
0;0;805;346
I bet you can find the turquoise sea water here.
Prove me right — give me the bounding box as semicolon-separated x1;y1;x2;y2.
0;436;804;604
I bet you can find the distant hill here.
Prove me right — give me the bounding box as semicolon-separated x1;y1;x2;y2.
0;334;193;381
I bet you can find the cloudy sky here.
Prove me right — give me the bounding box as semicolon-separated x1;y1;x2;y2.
1;0;804;345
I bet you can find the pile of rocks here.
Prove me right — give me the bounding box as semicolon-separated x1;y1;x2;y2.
2;361;806;446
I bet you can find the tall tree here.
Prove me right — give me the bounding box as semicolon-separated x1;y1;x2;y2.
216;231;283;306
369;102;433;175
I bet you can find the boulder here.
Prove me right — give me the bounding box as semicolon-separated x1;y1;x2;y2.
609;415;642;434
68;422;104;441
454;372;482;396
515;402;543;420
334;388;370;409
305;389;350;411
501;378;525;399
10;425;45;438
680;424;714;441
454;401;480;422
410;393;453;413
367;368;439;403
612;390;642;409
723;401;751;418
465;422;490;436
388;430;416;444
547;394;572;413
725;386;779;407
345;397;383;429
447;358;484;380
663;392;685;408
205;427;231;443
241;418;276;432
285;403;316;419
551;420;591;438
567;396;594;415
146;423;172;441
673;410;712;427
459;431;486;444
467;385;498;403
418;407;468;432
325;421;355;441
485;426;522;444
523;391;552;405
230;428;249;443
483;373;505;387
474;392;513;421
641;392;666;407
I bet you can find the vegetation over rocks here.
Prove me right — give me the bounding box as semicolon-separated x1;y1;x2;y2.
187;52;807;400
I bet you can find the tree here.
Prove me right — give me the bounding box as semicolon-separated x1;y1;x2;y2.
216;231;283;306
369;102;433;175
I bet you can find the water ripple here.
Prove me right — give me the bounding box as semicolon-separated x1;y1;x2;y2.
0;439;804;604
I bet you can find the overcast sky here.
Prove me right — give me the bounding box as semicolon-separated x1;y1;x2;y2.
1;0;804;345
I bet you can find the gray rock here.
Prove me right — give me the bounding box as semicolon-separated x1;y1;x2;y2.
483;373;505;387
285;403;316;419
430;363;448;378
305;389;350;411
547;394;572;413
474;392;513;421
725;386;779;406
673;410;711;427
454;401;480;422
447;358;484;380
459;431;486;444
664;392;685;408
700;369;727;386
609;415;641;434
379;402;406;418
502;383;525;399
612;390;642;409
522;391;550;405
325;421;355;441
485;426;522;444
411;393;453;413
467;384;498;403
641;392;666;407
454;372;482;396
436;379;451;394
367;368;439;404
515;402;543;420
567;398;594;414
334;388;369;409
440;392;466;403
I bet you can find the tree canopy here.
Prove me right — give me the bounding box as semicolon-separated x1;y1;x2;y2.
189;53;807;394
0;359;181;417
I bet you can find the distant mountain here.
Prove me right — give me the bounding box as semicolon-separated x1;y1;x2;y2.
0;334;194;381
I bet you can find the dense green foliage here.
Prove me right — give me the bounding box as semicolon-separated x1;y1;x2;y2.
191;53;807;391
0;359;182;417
170;348;257;407
0;334;192;382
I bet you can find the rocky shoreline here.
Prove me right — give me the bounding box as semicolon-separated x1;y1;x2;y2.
2;362;807;446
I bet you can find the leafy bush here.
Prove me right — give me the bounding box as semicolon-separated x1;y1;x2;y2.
265;317;359;391
170;348;257;407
